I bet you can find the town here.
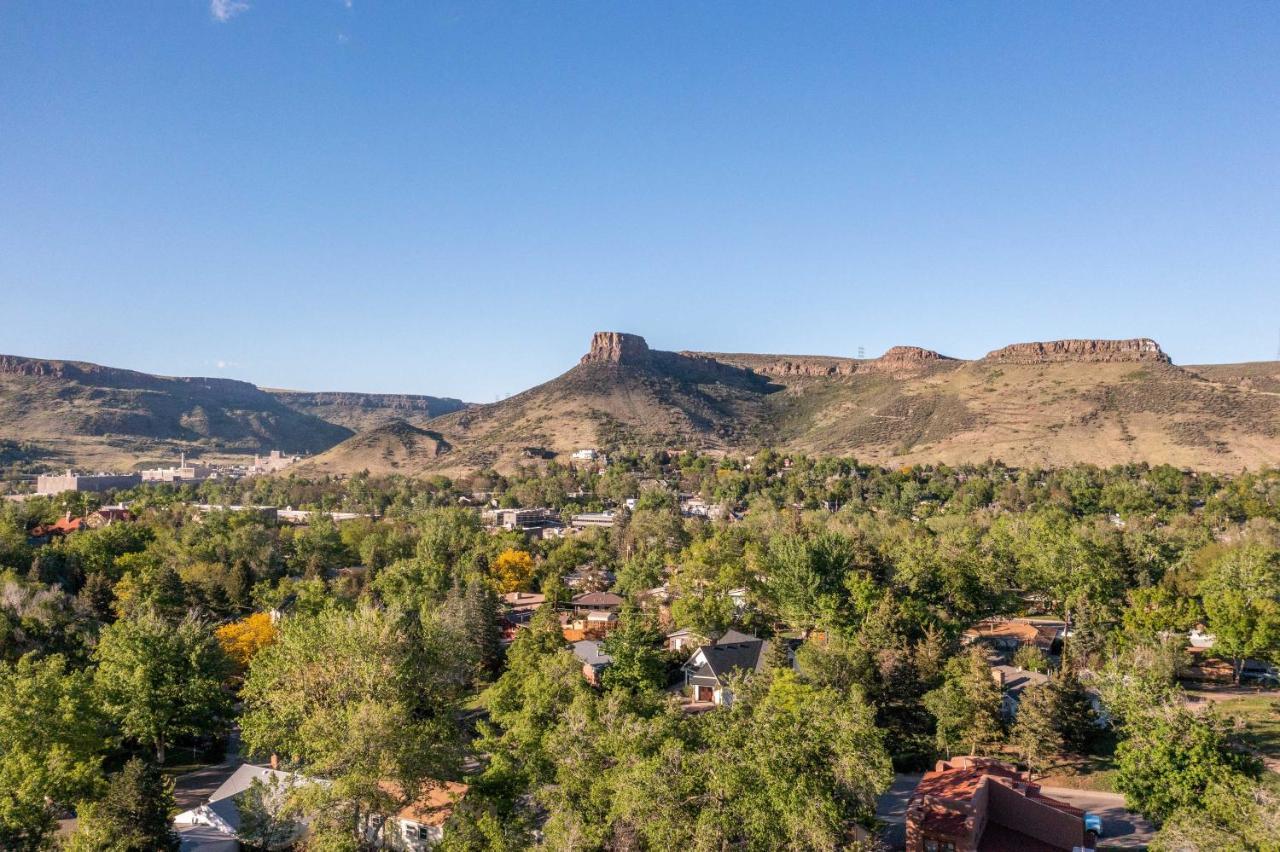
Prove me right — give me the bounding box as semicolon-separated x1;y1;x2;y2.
2;450;1277;850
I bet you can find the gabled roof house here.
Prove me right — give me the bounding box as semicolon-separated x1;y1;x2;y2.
681;629;772;706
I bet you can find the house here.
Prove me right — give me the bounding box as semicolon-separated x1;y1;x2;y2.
681;630;772;706
561;567;616;591
990;665;1049;720
1188;623;1215;649
500;591;546;625
85;505;134;528
29;512;85;542
571;591;625;613
378;781;468;850
665;628;705;652
174;763;321;850
905;757;1089;852
571;639;614;685
961;618;1065;656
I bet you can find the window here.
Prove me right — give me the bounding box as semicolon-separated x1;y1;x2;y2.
403;822;433;841
923;839;956;852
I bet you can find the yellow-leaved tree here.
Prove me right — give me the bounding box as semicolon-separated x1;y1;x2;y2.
492;548;535;594
216;612;277;676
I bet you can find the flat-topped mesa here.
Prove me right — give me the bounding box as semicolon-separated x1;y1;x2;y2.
580;332;651;366
866;346;956;372
982;338;1171;365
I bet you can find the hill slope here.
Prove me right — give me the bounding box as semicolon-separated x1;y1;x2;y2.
0;355;462;470
293;419;453;475
267;390;468;432
306;333;1280;475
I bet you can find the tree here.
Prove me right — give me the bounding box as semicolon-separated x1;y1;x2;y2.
240;605;466;846
93;613;232;763
922;645;1003;758
237;774;303;850
0;654;109;850
600;607;667;695
1199;545;1280;683
65;758;178;852
1151;777;1280;851
490;549;534;595
761;532;853;635
1011;682;1062;779
1011;644;1048;673
435;578;503;677
215;611;277;676
1114;707;1259;823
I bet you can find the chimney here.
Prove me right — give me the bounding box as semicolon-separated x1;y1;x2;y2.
270;753;279;770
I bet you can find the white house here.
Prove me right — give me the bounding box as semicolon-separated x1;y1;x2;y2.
174;763;320;851
682;630;771;706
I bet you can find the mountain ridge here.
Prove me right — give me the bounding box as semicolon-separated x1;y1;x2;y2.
4;335;1279;475
304;332;1280;475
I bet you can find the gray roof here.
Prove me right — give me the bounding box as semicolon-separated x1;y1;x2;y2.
993;665;1049;700
571;640;613;668
687;632;768;685
178;824;239;852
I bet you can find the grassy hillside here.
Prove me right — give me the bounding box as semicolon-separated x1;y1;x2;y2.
303;334;1280;476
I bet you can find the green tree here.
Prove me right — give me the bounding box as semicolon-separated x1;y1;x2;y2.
1114;707;1259;823
1199;545;1280;683
922;645;1003;758
1011;681;1062;779
0;654;109;850
93;613;231;763
601;607;667;695
66;758;178;852
240;605;466;846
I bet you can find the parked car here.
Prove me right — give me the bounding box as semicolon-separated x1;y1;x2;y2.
1084;812;1104;837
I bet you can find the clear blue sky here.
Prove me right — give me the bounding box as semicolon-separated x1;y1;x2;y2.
2;2;1277;401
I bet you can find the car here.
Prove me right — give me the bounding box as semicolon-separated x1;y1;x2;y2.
1084;812;1104;837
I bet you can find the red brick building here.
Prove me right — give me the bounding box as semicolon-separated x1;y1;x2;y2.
905;757;1088;852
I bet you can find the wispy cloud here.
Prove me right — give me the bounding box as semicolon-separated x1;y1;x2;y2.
213;359;241;370
210;0;250;23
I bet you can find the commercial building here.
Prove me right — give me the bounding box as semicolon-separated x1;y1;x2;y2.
36;470;142;495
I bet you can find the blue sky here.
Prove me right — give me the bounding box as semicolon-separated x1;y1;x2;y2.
1;2;1277;401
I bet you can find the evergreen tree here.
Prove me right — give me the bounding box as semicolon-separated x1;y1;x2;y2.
1011;682;1062;778
66;758;178;852
922;645;1003;757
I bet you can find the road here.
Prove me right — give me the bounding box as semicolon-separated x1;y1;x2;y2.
172;728;242;810
876;774;1154;850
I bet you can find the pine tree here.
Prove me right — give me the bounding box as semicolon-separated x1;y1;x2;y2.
1012;682;1062;779
66;758;178;852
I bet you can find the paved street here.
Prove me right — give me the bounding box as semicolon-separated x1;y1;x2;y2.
876;773;1154;850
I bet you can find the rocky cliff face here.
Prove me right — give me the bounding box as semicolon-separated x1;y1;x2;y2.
737;357;859;378
982;338;1170;365
865;346;956;373
581;332;651;365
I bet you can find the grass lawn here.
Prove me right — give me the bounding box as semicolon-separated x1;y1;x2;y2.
1214;694;1280;774
1035;731;1120;792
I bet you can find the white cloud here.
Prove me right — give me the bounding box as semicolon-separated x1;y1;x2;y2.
213;359;241;370
210;0;250;22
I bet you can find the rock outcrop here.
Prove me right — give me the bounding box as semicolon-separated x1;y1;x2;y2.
739;357;860;378
581;332;651;365
982;338;1170;365
866;346;957;373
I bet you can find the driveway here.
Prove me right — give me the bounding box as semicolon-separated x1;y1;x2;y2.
172;728;242;810
875;774;1154;850
1040;787;1154;849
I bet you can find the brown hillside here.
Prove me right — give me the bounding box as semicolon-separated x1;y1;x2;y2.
304;333;1280;475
